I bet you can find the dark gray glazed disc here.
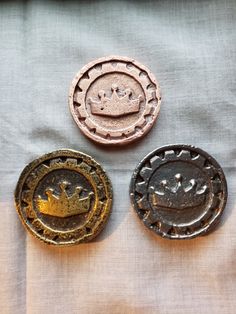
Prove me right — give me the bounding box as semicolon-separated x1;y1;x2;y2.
130;145;227;239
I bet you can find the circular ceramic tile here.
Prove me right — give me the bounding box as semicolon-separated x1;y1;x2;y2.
130;144;227;239
15;149;112;246
69;56;161;145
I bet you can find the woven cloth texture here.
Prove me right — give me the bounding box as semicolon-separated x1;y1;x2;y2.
0;1;236;313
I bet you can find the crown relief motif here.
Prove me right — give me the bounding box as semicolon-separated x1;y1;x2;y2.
88;84;143;117
149;173;208;210
36;181;94;218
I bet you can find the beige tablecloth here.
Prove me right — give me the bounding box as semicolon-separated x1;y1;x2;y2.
0;1;236;313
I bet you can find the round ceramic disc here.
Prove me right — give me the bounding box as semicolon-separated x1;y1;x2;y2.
69;56;161;145
15;149;112;246
130;144;227;239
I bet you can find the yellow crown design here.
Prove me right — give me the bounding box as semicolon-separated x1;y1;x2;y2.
36;181;94;218
149;174;208;210
88;84;143;117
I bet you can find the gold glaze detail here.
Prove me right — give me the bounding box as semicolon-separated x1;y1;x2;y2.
37;181;94;218
14;150;112;246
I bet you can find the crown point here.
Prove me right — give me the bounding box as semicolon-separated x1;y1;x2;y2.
75;186;82;194
138;95;144;101
98;90;105;98
160;180;167;187
148;186;155;193
125;88;132;96
111;84;118;91
45;188;53;196
59;181;69;193
175;173;182;182
189;179;196;187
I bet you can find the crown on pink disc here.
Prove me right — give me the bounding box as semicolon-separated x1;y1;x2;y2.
149;173;208;210
88;84;143;117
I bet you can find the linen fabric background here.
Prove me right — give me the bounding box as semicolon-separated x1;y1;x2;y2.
0;1;236;313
